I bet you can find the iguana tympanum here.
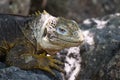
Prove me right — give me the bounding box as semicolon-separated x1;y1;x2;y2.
0;10;84;75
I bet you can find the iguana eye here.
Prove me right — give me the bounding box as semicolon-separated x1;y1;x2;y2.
56;27;67;35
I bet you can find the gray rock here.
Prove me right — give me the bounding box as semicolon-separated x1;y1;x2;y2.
0;62;6;69
77;13;120;80
0;62;62;80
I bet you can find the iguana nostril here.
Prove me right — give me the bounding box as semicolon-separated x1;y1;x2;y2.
73;32;78;36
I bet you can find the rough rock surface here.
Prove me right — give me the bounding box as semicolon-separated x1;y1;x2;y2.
78;13;120;80
30;0;120;22
0;62;62;80
0;0;30;15
1;0;120;22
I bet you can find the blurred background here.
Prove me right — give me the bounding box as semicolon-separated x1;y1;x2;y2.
0;0;120;22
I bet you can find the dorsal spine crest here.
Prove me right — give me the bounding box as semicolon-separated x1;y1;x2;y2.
29;10;41;17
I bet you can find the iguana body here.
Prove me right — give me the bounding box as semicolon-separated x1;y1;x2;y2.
0;11;84;75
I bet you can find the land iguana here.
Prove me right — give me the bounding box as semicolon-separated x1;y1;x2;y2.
0;10;84;75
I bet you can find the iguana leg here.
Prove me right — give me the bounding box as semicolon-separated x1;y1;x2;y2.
5;42;64;75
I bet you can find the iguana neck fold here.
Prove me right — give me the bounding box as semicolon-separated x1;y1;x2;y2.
27;12;59;53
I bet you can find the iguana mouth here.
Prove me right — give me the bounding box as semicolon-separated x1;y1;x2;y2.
50;36;83;44
58;38;83;43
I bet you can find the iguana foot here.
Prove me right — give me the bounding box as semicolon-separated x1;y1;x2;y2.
33;53;64;75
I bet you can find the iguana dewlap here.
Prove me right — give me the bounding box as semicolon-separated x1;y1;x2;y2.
0;11;84;75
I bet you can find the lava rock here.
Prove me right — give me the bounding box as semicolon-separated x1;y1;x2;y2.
78;13;120;80
0;62;62;80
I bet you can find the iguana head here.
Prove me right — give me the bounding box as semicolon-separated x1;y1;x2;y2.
33;11;84;54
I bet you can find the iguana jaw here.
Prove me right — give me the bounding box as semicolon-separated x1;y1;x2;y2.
40;30;83;54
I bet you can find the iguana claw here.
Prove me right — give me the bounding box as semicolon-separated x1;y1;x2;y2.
34;53;64;75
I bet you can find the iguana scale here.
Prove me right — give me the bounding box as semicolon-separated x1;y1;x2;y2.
0;10;84;75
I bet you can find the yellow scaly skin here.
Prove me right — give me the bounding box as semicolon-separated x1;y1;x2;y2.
0;10;84;75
